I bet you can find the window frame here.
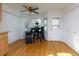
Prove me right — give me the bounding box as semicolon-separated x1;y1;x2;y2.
52;18;60;30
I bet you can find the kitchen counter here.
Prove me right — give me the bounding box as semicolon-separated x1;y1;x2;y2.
0;31;9;34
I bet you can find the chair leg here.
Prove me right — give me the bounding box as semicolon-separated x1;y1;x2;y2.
32;36;35;44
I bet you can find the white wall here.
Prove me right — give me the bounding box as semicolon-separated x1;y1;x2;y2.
0;4;23;44
47;11;63;41
62;4;79;53
20;17;29;39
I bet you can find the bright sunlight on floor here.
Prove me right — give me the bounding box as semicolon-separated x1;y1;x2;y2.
57;52;72;56
48;52;72;56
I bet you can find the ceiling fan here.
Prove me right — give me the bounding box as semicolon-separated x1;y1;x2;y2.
22;5;39;14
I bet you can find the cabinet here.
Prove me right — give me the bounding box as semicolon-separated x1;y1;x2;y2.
0;32;8;56
0;3;2;21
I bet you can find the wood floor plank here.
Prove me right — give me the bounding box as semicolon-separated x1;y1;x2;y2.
6;40;79;56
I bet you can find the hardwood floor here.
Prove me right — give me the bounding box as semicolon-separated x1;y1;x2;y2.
6;39;79;56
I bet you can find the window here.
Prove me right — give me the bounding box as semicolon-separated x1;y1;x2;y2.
44;19;48;31
52;18;60;29
45;20;47;25
33;19;41;26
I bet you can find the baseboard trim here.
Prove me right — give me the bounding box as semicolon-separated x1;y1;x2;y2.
8;39;24;46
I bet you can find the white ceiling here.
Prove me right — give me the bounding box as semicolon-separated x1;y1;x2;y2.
4;3;73;13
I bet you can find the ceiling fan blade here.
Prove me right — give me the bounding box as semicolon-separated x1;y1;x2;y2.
22;5;28;9
32;7;39;10
21;10;28;12
32;11;39;14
